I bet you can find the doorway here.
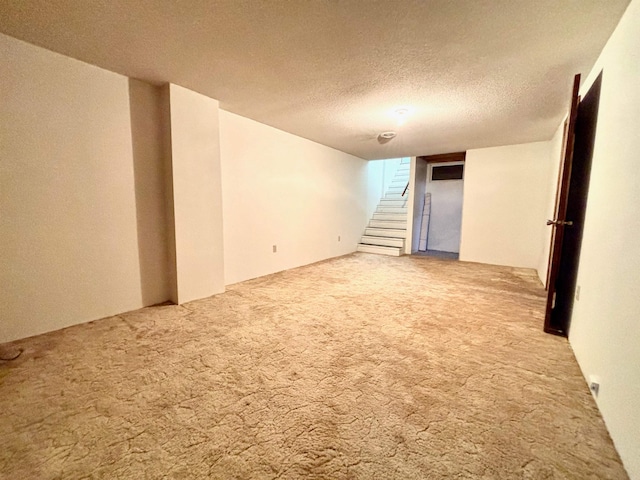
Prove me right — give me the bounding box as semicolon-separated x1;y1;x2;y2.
411;152;465;260
545;72;602;335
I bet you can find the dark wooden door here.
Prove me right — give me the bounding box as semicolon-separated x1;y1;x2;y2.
543;74;581;335
544;73;602;335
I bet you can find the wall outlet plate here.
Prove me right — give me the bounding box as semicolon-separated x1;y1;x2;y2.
588;375;601;397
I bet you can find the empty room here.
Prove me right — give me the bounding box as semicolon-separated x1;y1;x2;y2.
1;1;638;479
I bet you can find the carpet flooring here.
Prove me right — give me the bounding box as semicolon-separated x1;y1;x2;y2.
0;253;628;479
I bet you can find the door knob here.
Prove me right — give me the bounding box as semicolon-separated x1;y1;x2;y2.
547;219;574;226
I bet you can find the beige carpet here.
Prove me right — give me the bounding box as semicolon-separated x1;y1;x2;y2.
0;253;628;479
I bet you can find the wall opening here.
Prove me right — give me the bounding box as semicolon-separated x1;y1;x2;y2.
411;152;466;259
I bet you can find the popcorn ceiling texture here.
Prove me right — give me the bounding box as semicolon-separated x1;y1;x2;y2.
0;0;630;159
0;254;628;479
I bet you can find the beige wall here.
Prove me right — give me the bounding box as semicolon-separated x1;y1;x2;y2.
219;110;368;285
166;84;225;303
0;34;151;342
567;1;640;477
459;141;553;270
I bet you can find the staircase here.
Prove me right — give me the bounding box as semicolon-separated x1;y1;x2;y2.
357;159;410;256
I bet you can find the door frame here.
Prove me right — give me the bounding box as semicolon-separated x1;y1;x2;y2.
410;152;466;256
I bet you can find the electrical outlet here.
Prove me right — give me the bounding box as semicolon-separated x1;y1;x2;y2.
272;245;277;253
588;375;601;398
575;285;581;301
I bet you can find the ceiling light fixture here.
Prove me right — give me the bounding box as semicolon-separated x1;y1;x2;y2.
379;131;397;139
393;107;412;126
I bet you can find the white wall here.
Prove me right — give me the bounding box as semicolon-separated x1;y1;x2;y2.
366;160;384;220
459;141;553;270
567;1;640;477
425;162;464;253
536;122;566;286
219;110;369;285
0;34;155;342
167;84;225;303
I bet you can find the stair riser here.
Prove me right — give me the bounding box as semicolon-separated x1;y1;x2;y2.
379;199;407;206
360;236;404;248
385;193;408;199
369;220;407;229
377;207;408;214
365;228;406;238
373;213;407;221
357;244;402;256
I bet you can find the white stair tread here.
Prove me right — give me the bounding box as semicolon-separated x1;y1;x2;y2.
357;244;402;256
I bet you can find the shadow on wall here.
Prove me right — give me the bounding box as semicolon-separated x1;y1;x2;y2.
128;79;171;306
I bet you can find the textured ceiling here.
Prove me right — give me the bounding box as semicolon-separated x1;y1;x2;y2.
0;0;630;160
